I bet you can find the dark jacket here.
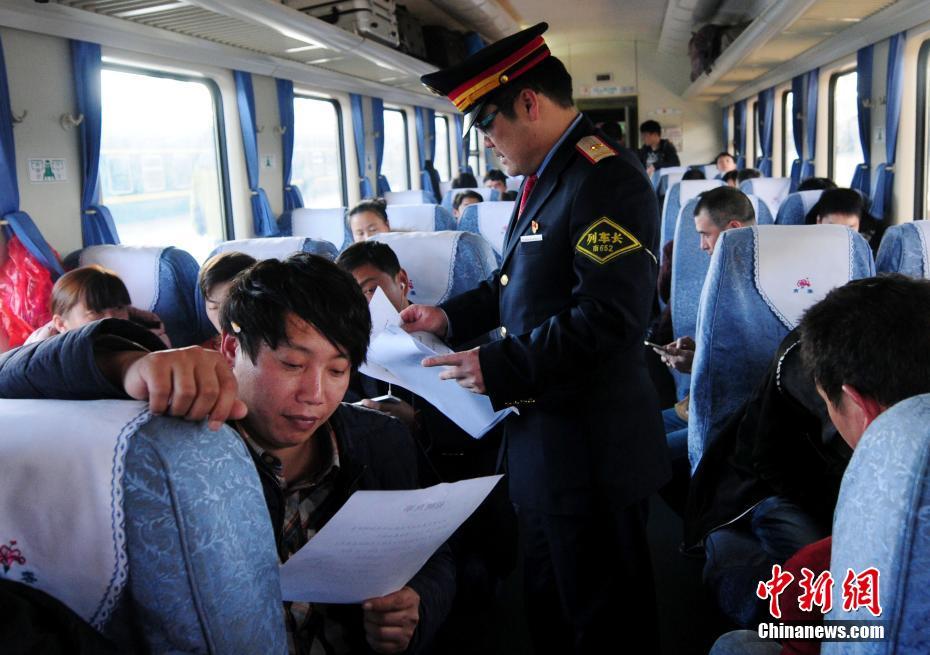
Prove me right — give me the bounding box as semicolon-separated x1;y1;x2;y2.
637;138;680;170
0;319;456;654
439;116;670;515
684;329;852;547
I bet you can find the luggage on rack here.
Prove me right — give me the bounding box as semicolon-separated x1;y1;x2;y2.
285;0;400;48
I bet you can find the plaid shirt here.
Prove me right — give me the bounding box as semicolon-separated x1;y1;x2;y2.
238;423;348;655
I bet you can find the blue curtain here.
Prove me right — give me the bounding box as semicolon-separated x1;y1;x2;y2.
733;100;747;168
71;40;119;246
414;106;436;197
757;87;775;176
453;114;467;173
872;32;906;220
234;70;277;236
722;107;729;154
790;74;806;190
275;79;303;213
371;97;389;195
464;33;485;56
350;94;373;198
801;69;819;181
850;45;874;195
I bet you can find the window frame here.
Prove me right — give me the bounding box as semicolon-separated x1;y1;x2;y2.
101;62;234;240
915;39;930;219
827;67;858;183
383;107;411;190
293;93;348;208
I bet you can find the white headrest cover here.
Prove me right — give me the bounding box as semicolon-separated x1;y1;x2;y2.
914;220;930;275
799;190;824;214
214;237;308;261
291;208;345;247
449;187;494;202
0;399;150;628
505;176;524;191
384;190;427;205
748;178;791;216
370;231;459;305
80;245;164;311
754;224;853;329
387;204;441;232
680;179;723;204
476;201;514;255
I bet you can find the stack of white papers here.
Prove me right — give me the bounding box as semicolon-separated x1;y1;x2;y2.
279;475;503;603
360;288;513;439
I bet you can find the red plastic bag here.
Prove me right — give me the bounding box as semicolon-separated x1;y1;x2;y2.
0;236;53;346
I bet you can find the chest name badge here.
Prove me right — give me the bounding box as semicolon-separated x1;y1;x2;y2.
575;217;642;264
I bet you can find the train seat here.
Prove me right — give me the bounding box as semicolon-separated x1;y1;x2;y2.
384;190;433;205
702;164;720;180
457;201;515;258
688;225;875;470
774;190;824;225
210;236;339;262
369;231;497;305
746;194;776;225
656;170;686;197
875;221;930;277
386;204;456;232
440;187;498;210
0;399;285;653
75;245;202;347
661;180;724;257
290;207;351;251
651;165;688;189
821;393;930;654
740;177;791;217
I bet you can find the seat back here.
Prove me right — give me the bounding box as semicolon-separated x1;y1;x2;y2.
370;231;498;305
822;394;930;654
774;190;824;225
0;399;285;653
505;175;524;191
291;207;350;251
210;236;339;262
384;190;433;205
661;180;724;253
688;225;875;470
440;187;497;210
77;245;203;347
386;204;456;232
702;164;719;180
652;165;689;191
740;177;791;217
457;201;515;257
875;221;930;277
656;170;686;197
746;194;775;225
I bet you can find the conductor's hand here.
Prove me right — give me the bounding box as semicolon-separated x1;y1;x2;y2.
399;304;448;338
100;347;247;430
422;347;485;394
362;586;420;654
654;336;696;374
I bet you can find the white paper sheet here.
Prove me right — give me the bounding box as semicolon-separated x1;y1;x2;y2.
279;475;503;603
361;288;514;438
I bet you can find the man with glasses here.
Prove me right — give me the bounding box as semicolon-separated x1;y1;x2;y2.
412;23;669;653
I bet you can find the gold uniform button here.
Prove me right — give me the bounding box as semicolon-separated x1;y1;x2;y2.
501;274;509;286
500;326;508;337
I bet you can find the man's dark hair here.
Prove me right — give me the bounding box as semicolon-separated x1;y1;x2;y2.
348;198;389;224
797;177;837;192
484;169;507;184
799;274;930;407
599;121;624;142
694;186;755;228
722;170;739;184
198;251;257;298
336;241;401;277
453;190;483;211
221;253;371;369
452;172;478;188
805;188;865;226
487;56;573;119
639;120;661;135
737;168;762;184
683;168;706;180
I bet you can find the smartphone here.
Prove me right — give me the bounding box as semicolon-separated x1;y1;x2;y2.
369;393;402;404
644;340;669;351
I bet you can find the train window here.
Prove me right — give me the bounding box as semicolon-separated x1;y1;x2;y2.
782;91;797;176
828;70;863;186
293;95;347;208
434;114;451;180
382;108;410;191
100;67;228;263
752;101;761;166
468;129;481;175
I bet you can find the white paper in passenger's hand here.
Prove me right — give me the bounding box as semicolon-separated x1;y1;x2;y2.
361;288;513;438
279;475;502;603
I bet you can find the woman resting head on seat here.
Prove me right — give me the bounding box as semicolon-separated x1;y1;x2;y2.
804;188;869;232
348;199;391;243
199;251;257;335
25;264;170;345
452;190;483;220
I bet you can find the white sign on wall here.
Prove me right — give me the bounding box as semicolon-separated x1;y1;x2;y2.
577;84;637;97
28;158;67;183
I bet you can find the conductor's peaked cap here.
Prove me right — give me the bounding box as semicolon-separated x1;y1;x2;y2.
420;22;551;135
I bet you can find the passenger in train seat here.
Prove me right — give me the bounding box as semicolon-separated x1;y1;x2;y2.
452;189;483;220
348;198;391;243
715;151;738;176
803;187;880;251
24;265;170;347
337;241;517;653
653;187;756;459
637;119;680;175
0;253;455;655
682;167;706;180
724;167;761;187
451;172;478;188
796;176;837;191
705;273;930;654
197;250;257;347
596;120;625;147
482;169;507;195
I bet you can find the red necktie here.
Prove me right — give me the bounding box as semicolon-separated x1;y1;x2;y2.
518;174;538;218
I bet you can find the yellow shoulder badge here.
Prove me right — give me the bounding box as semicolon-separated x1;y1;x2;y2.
575;217;642;264
576;135;617;164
